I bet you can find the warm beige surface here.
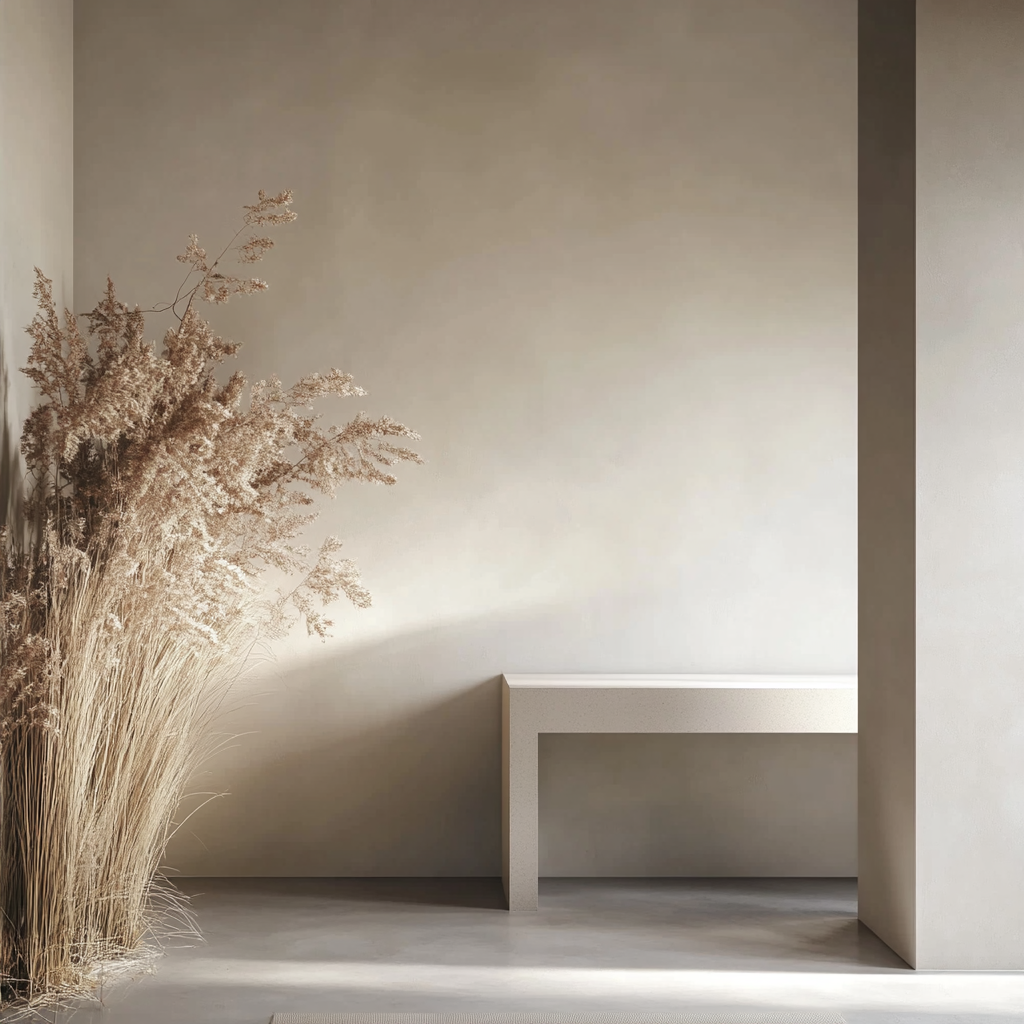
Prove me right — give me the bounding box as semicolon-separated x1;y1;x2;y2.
73;0;857;877
0;0;74;526
914;0;1024;970
860;0;1024;970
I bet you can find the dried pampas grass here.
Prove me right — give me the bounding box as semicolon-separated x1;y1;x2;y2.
0;191;420;1008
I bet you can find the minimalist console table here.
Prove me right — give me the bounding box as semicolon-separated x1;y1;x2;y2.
501;674;857;911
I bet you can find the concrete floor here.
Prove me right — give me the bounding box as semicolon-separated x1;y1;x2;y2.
41;878;1024;1024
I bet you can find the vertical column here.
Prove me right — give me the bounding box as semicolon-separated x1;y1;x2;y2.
860;0;1024;968
858;0;918;967
915;0;1024;970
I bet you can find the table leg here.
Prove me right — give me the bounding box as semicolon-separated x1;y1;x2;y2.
503;701;538;911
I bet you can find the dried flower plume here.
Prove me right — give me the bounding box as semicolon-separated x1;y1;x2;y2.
0;191;420;1007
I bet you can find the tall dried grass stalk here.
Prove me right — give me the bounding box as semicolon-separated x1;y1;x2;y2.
0;191;420;1007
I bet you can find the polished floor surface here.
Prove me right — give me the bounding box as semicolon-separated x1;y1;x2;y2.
36;878;1024;1024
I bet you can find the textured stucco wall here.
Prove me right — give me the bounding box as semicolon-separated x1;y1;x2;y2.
916;0;1024;969
73;0;858;877
0;0;74;528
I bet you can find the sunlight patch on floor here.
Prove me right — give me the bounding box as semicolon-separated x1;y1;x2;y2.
173;960;1024;1015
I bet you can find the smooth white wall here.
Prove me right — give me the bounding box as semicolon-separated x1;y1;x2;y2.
916;0;1024;969
73;0;858;877
0;0;74;526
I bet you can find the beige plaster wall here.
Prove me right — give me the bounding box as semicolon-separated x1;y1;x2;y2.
0;0;74;527
541;734;856;877
73;0;858;877
916;0;1024;969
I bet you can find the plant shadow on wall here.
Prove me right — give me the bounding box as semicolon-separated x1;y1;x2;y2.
0;337;23;537
175;647;503;880
171;642;504;884
0;192;421;1011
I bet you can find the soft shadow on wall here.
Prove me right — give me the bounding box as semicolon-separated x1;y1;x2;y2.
0;340;20;532
167;598;857;880
168;618;508;878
